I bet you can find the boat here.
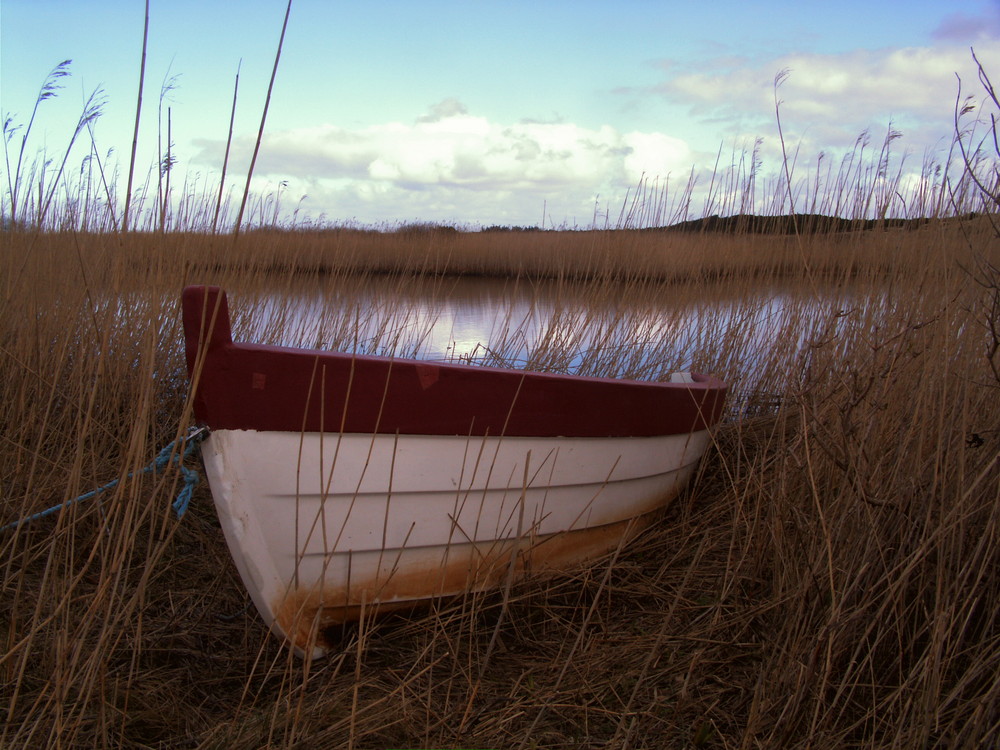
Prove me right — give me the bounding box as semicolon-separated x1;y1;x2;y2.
181;285;727;657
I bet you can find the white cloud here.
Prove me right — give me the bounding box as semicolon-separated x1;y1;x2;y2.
416;97;469;123
622;131;692;183
652;45;1000;150
187;45;1000;226
191;99;697;225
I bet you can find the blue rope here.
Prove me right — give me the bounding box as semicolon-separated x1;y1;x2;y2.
3;427;207;533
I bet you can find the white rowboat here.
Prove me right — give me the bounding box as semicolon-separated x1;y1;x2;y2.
182;285;727;657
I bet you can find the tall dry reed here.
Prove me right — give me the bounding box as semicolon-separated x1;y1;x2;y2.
2;51;1000;750
2;210;998;748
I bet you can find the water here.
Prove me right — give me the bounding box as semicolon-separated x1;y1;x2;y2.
234;275;868;387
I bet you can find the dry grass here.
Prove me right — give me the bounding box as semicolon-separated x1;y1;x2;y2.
1;215;999;748
3;49;1000;746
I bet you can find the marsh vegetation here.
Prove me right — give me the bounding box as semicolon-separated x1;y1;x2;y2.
2;56;1000;749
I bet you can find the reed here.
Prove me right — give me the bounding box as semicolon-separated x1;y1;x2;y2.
2;58;1000;750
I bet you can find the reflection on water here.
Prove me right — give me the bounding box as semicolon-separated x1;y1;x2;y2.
235;275;872;387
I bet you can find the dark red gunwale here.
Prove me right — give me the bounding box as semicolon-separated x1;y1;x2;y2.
182;285;727;438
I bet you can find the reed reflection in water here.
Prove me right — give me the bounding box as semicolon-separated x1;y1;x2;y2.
234;275;871;398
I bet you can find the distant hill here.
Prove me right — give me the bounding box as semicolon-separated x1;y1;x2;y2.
653;213;983;234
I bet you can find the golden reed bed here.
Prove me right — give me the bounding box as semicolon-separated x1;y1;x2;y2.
2;216;999;748
2;47;999;749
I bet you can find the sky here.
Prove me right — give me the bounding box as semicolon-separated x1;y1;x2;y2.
2;0;999;228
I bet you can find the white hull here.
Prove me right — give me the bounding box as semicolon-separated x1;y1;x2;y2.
202;428;710;657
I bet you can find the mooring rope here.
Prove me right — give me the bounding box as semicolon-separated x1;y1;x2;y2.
2;426;208;533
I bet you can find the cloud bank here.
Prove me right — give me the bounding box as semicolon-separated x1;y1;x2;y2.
194;105;694;226
652;45;999;147
191;43;999;226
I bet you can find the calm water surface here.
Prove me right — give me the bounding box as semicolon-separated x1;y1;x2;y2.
234;275;872;386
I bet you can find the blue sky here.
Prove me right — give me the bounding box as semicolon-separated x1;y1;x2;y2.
2;0;999;227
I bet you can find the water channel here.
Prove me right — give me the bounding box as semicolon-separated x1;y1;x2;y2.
232;274;873;397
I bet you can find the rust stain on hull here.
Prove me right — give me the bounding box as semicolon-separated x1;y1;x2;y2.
273;510;660;654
